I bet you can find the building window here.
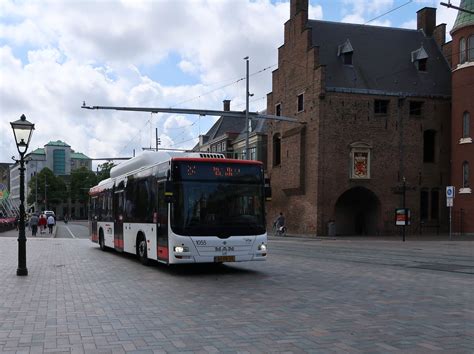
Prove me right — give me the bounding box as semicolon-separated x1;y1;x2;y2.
297;93;304;112
460;37;466;64
416;58;427;71
343;52;353;65
374;100;389;115
463;111;470;138
275;103;281;116
469;35;474;62
53;149;66;175
410;101;423;116
249;147;256;161
430;189;439;220
273;133;281;166
463;161;470;188
420;190;429;221
423;130;436;163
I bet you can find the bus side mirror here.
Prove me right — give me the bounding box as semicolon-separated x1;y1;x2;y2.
164;181;174;203
264;178;272;201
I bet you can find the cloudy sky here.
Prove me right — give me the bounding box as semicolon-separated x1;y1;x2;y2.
0;0;459;169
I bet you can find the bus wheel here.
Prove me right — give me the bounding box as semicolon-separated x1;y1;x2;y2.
137;235;149;265
99;230;106;252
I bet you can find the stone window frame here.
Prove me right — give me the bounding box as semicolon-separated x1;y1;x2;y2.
349;142;372;180
275;103;281;116
297;93;304;113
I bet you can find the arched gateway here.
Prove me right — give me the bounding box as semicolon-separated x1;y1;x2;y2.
334;187;381;236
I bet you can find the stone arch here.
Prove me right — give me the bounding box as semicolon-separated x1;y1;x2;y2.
334;187;381;235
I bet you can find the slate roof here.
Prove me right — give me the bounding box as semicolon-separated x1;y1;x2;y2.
308;20;451;97
205;115;245;141
451;0;474;33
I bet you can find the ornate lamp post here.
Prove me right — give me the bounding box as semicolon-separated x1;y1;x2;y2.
11;114;35;276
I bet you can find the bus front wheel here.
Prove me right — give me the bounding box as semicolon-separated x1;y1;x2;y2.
137;234;149;265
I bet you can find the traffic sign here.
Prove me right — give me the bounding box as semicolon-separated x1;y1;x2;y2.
446;186;455;199
447;198;453;207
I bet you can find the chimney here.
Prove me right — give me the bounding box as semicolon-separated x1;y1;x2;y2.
290;0;308;18
433;23;446;47
223;99;231;112
417;7;436;37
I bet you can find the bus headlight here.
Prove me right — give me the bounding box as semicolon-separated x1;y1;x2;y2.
174;246;189;253
258;244;267;252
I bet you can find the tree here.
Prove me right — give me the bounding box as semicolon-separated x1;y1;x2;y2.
96;162;115;182
27;168;66;211
70;167;97;204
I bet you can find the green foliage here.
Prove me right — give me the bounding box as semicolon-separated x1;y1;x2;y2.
96;162;115;182
27;168;67;209
70;167;97;203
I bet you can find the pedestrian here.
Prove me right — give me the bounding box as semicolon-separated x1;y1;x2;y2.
47;214;55;234
29;213;39;237
274;212;286;236
38;214;47;234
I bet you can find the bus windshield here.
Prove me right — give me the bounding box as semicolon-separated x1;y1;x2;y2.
171;161;265;236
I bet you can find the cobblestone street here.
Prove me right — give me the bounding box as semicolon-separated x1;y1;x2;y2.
0;233;472;353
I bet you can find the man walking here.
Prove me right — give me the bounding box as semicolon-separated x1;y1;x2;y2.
47;214;55;234
29;213;39;237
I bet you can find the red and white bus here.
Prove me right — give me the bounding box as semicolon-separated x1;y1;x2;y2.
89;151;268;265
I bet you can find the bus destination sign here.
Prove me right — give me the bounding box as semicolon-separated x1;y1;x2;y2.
175;161;262;182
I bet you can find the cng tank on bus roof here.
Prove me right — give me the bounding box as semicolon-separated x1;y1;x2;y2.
109;150;224;178
110;151;181;178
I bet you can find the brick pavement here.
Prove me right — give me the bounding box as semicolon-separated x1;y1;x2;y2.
0;231;472;353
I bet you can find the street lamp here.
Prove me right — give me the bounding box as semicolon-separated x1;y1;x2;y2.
11;114;35;276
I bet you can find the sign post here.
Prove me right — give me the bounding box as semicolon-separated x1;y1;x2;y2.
446;186;455;240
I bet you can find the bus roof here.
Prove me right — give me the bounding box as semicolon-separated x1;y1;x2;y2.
109;151;225;178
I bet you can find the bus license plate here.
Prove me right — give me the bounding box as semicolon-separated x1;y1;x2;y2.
214;256;235;262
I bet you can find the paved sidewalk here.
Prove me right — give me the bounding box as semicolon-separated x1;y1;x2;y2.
0;231;472;353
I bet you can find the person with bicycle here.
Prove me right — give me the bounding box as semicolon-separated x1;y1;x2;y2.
274;212;286;236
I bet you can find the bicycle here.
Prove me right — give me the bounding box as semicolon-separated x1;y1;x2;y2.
273;222;287;236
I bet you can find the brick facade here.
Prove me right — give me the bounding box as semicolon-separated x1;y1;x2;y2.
450;12;474;234
266;1;451;236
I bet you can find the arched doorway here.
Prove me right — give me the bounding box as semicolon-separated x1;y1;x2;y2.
334;187;381;235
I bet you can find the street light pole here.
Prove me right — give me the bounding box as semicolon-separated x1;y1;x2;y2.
10;114;35;276
244;56;250;160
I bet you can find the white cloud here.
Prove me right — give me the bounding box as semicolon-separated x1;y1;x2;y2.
0;0;460;168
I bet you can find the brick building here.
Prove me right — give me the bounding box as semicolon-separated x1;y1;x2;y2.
266;0;451;236
450;0;474;234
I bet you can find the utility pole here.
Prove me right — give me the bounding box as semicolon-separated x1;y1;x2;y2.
244;56;250;160
44;177;47;211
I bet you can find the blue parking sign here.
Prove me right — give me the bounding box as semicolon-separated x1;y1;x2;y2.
446;186;454;198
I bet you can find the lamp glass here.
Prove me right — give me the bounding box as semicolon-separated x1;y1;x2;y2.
11;115;34;154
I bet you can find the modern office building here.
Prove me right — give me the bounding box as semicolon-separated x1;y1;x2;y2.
9;140;92;218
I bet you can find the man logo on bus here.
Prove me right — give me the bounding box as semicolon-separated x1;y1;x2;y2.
215;246;234;254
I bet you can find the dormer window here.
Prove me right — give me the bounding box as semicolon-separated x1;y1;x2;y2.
338;39;354;66
411;45;429;72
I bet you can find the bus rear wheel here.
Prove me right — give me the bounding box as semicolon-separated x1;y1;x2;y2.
137;235;149;265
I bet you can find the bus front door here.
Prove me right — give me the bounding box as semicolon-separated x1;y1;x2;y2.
114;190;124;251
157;182;169;262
